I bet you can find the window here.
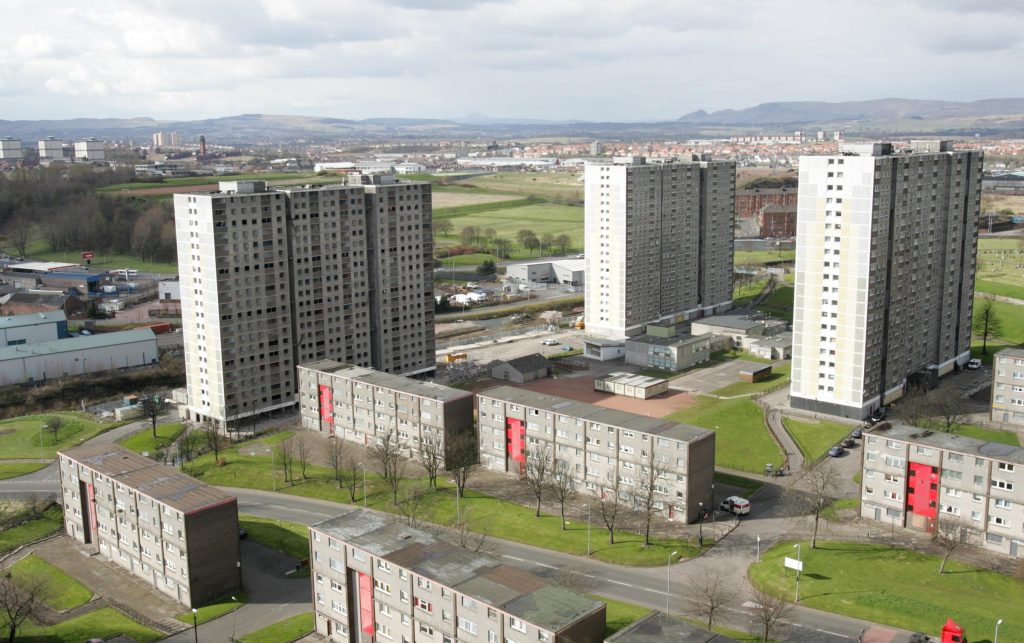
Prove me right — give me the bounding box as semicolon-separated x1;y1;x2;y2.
990;515;1009;527
459;617;478;634
374;579;391;595
351;548;365;561
998;462;1015;472
419;624;434;635
995;499;1013;510
947;453;964;463
332;600;346;615
414;597;432;613
379;603;392;616
417;577;432;589
992;479;1015;491
461;596;477;609
510;617;527;634
331;579;343;592
378;560;391;571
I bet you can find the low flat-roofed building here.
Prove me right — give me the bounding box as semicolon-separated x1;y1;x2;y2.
1;290;88;317
0;310;67;346
860;422;1024;558
477;386;714;523
690;313;787;352
58;444;241;607
624;324;713;372
310;509;606;642
991;348;1024;427
594;372;668;399
491;353;553;384
506;260;585;286
0;328;158;386
604;611;737;643
299;361;474;463
582;337;626;361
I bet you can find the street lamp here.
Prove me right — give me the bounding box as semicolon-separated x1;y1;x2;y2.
793;543;802;603
191;607;198;643
263;448;276;492
586;503;592;557
698;502;704;547
995;618;1003;643
665;550;678;614
231;596;238;641
756;534;761;563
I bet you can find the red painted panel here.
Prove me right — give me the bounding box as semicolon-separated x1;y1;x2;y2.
319;385;334;425
358;572;374;635
906;462;938;519
507;418;525;464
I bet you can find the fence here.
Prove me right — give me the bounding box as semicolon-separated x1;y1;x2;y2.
436;323;546;350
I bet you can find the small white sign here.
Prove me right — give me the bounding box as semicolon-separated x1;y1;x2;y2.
784;556;803;572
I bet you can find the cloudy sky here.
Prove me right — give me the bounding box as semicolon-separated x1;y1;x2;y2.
2;0;1020;122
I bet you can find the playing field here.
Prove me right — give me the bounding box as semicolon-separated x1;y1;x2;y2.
976;236;1024;298
434;202;584;260
433;192;523;208
460;172;584;202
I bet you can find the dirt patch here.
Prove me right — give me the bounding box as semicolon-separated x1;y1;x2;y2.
0;429;13;437
513;375;697;417
433;192;522;209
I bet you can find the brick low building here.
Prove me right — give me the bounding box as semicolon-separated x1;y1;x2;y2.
860;423;1024;558
57;443;242;607
309;509;607;642
735;187;797;220
477;386;715;523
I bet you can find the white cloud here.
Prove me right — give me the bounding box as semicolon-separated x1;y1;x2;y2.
0;0;1020;121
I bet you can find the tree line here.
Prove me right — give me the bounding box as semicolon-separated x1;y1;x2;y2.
434;219;574;259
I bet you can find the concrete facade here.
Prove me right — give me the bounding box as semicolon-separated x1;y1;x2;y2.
0;329;158;386
0;138;22;160
0;310;67;346
477;386;715;523
58;444;242;607
584;156;736;340
298;361;474;464
173;176;434;428
991;348;1024;427
74;138;105;160
309;509;607;643
859;423;1024;559
624;325;712;372
790;142;982;419
506;260;585;286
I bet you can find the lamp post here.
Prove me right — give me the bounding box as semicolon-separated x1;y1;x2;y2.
231;596;238;641
793;543;802;603
698;502;704;547
995;618;1003;643
756;534;761;563
586;503;592;557
191;607;198;643
665;550;678;614
359;462;367;508
263;448;276;492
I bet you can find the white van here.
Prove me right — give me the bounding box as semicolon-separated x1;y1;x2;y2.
720;496;751;515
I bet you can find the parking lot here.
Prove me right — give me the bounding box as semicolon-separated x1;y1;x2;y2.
669;359;770;394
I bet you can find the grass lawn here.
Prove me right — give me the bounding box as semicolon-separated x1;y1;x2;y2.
240;515;310;559
750;540;1024;642
10;554;92;610
461;172;584;202
189;436;700;566
175;593;247;625
97;172;317;192
434;197;537;219
434;202;584;262
755;285;794;321
734;278;769;307
822;498;860;522
712;363;792;396
735;250;795;266
240;612;315;643
976;237;1024;298
984;299;1024;344
20;607;162;642
118;422;186;454
975;279;1024;301
713;471;764;495
593;595;650;637
0;505;63;553
0;413;122;459
665;397;783;473
0;461;48;479
782;417;852;462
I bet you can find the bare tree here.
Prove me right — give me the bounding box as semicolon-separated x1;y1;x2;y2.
636;460;670;546
524;445;552;518
434;219;453;237
895;386;930;427
554;234;571;255
446;427;478;499
549;459;578;530
397;481;430;528
139;396;169;438
492;237;513;259
176;427;200;470
973;298;1002;355
686;571;735;630
453;509;492;553
278;437;295;484
934;515;977;574
5;216;32;259
786;465;843;549
0;573;47;643
419;437;443;489
750;586;791;643
929;394;968;434
596;476;624;545
200;423;227;463
45;416;64;443
327;437;345;486
342;453;360;503
368;427;406;504
295;434;311;480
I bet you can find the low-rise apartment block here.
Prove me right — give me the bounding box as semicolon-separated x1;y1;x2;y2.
860;423;1024;558
58;444;242;607
309;509;607;642
477;386;714;523
299;360;474;461
991;347;1024;427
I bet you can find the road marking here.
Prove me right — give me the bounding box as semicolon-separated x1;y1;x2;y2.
534;563;555;569
501;555;526;562
606;580;632;587
642;587;666;595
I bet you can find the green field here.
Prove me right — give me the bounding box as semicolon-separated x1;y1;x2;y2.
240;612;315;643
434;202;584;260
0;505;63;553
97;172;320;192
0;461;48;479
735;250;795;266
983;299;1024;344
188;435;700;566
756;285;795;321
10;554;92;610
975;279;1024;301
0;413;121;459
20;607;162;642
239;515;310;559
750;540;1024;642
665;397;784;473
118;422;186;454
782;417;853;462
460;172;584;202
712;362;792;397
976;237;1024;295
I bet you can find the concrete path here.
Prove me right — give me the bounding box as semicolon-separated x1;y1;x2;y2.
765;407;805;472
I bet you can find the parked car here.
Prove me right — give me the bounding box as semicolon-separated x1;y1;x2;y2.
541;339;559;346
828;445;846;457
560;345;574;352
841;437;856;448
868;407;888;424
720;496;751;515
966;358;982;370
850;427;863;439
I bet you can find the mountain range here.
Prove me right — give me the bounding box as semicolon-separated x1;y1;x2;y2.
3;98;1024;144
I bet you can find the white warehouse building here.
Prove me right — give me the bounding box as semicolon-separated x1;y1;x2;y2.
0;329;158;386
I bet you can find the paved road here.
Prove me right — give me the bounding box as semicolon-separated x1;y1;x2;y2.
436;291;581;323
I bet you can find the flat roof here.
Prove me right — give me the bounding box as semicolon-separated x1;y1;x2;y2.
6;261;81;272
626;333;710;348
313;510;603;633
750;332;792;348
596;372;667;388
690;315;762;331
869;422;1024;466
479;385;711;444
552;259;584;272
0;311;66;330
300;360;472;402
583;338;625;348
0;329;155;361
996;347;1024;360
605;611;735;643
59;444;235;514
